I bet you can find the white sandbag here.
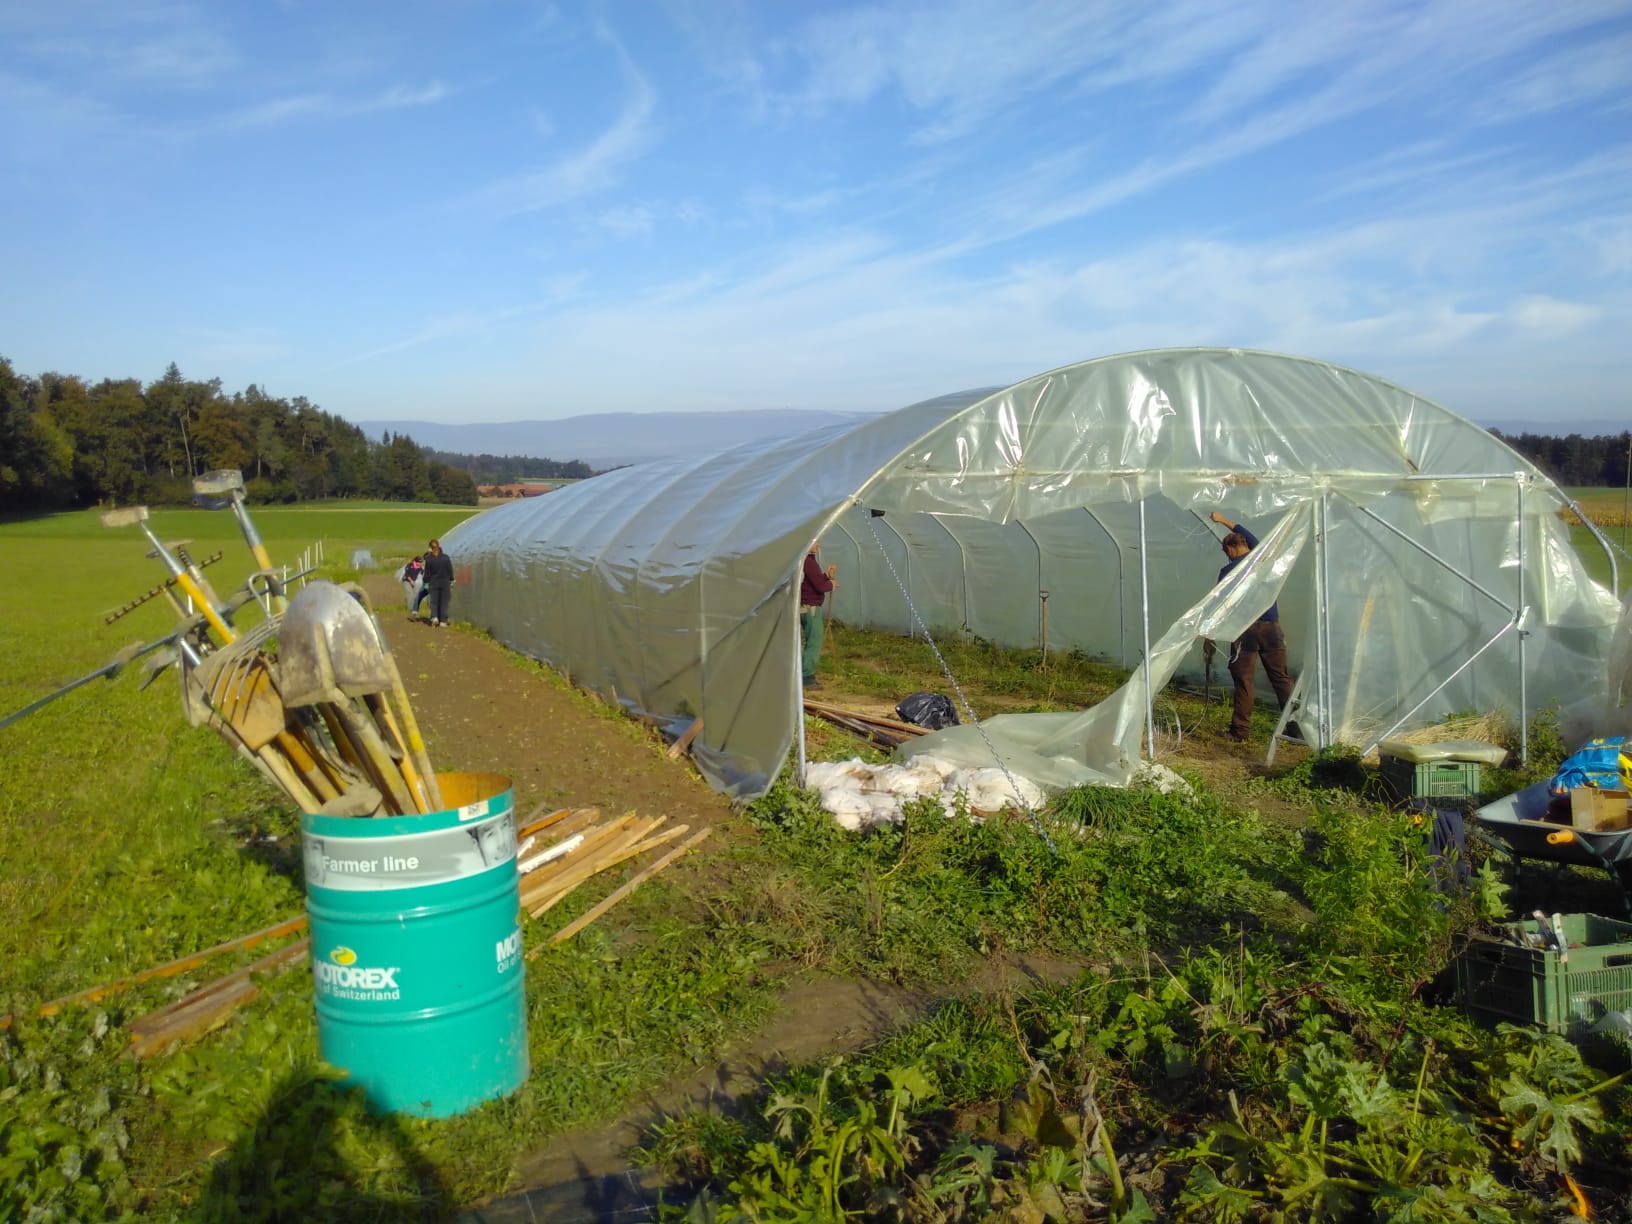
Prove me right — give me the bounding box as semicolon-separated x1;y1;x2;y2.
805;760;870;791
859;763;913;794
902;758;951;793
912;755;962;781
866;793;906;824
1131;761;1195;798
953;767;1046;811
819;787;871;825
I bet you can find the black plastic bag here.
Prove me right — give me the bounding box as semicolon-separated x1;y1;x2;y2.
895;691;959;731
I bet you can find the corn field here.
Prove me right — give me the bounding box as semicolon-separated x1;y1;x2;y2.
1561;491;1632;529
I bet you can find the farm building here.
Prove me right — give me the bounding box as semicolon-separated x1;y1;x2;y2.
444;348;1625;801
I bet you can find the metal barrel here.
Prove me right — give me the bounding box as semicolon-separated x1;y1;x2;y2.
301;771;528;1117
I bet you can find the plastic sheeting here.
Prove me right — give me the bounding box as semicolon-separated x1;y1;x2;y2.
444;348;1623;801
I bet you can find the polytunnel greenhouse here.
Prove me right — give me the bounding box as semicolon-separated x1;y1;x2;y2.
444;348;1625;801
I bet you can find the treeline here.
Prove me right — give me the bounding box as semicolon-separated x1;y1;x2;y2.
1491;429;1632;488
0;356;478;511
424;451;597;485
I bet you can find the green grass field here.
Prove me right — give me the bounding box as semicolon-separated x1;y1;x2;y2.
1;500;1627;1219
0;504;481;999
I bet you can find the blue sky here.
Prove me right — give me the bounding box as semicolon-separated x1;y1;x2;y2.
2;0;1628;426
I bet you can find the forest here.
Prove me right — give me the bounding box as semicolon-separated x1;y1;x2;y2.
1491;428;1632;488
423;450;596;485
0;357;479;510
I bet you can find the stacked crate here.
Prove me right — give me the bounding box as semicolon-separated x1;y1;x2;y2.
1454;914;1632;1034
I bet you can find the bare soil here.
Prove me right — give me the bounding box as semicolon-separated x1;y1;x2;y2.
361;577;1309;1219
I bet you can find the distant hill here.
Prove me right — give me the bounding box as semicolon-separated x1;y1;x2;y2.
355;408;873;469
355;407;1626;471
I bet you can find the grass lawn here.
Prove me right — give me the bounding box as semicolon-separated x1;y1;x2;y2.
1;500;1627;1221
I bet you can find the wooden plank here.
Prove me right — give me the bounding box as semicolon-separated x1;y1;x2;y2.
802;704;916;749
541;828;713;949
522;806;603;844
524;822;691;918
516;805;574;840
129;980;260;1060
517;813;642;902
0;915;308;1031
801;698;931;735
125;937;310;1057
520;816;664;912
666;718;704;760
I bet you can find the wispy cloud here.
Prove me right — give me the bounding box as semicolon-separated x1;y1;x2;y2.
1474;30;1632;122
334;302;550;368
2;2;239;90
464;50;656;216
182;327;291;366
197;81;449;134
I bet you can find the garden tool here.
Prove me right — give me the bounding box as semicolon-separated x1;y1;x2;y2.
101;507;235;645
0;634;175;732
277;581;429;813
337;583;442;810
192;469;287;612
137;646;184;691
103;552;224;625
189;630;343;808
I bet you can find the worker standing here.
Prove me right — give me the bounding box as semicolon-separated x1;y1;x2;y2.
1210;511;1297;742
423;538;455;628
799;541;837;690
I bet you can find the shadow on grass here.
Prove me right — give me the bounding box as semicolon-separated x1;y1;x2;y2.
195;1067;455;1223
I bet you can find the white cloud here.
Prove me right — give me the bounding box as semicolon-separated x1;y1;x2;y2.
3;2;239;90
183;327;291;366
1476;30;1632;122
200;81;449;133
465;63;656;216
1504;295;1601;334
593;205;655;238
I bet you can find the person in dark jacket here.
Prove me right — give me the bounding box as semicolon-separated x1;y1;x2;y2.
799;541;837;688
401;555;425;613
1210;511;1297;742
422;539;455;627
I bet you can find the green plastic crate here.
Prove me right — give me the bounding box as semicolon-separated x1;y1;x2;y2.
1454;914;1632;1034
1380;755;1482;801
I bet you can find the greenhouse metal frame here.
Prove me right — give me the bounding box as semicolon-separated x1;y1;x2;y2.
445;348;1624;802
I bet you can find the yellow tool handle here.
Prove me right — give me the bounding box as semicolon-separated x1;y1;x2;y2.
174;571;236;643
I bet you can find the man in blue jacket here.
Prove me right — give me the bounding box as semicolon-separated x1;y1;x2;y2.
1210;511;1297;742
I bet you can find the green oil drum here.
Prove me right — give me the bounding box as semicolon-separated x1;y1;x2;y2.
301;771;528;1117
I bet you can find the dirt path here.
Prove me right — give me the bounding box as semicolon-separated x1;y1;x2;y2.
362;576;1305;1218
365;576;739;844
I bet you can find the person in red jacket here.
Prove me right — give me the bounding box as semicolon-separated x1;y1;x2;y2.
799;541;837;689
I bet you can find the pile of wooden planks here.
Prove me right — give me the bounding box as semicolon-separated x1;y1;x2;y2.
3;805;714;1059
802;697;933;749
515;806;711;950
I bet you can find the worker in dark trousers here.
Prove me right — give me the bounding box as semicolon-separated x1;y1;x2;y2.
423;538;455;627
1210;511;1297;742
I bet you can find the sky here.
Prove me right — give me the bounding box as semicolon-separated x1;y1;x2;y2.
1;0;1629;428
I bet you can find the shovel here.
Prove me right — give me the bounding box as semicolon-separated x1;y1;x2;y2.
336;583;442;810
191;636;346;808
278;582;435;814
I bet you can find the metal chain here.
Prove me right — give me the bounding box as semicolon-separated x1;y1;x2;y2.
863;515;1057;853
